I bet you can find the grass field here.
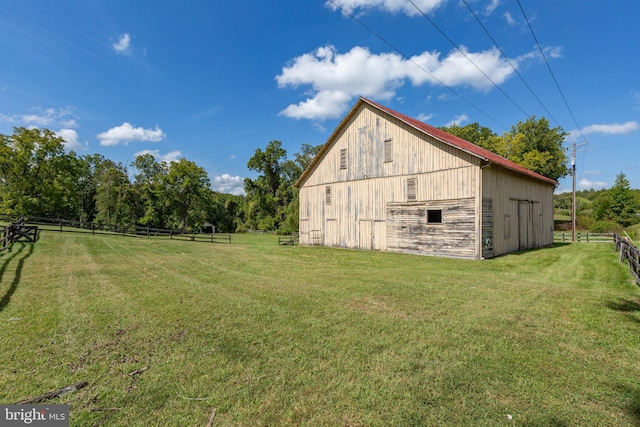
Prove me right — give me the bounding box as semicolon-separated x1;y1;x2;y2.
1;231;640;426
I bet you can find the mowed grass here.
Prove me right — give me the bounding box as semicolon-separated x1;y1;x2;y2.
1;232;640;426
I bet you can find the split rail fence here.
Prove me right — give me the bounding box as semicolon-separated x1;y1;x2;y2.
0;217;38;252
614;234;640;287
0;215;231;244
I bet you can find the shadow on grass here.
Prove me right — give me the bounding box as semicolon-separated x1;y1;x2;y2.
618;384;640;423
605;298;640;324
0;242;35;314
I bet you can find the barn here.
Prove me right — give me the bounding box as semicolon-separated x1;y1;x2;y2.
294;97;558;259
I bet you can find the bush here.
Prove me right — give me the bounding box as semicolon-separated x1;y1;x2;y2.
590;220;622;233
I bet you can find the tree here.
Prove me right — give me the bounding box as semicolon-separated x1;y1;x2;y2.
442;117;569;181
502;117;569;181
94;159;132;225
131;154;169;228
0;127;81;217
163;158;210;232
602;173;639;227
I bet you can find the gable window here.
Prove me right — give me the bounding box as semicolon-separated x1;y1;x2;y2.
427;209;442;224
340;148;347;169
325;186;332;205
407;178;416;201
384;139;393;163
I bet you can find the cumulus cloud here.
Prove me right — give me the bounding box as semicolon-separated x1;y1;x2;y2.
578;178;607;191
134;149;182;163
326;0;447;16
276;45;519;120
55;129;88;152
113;33;132;55
212;174;245;196
416;113;434;122
97;123;166;146
579;121;639;136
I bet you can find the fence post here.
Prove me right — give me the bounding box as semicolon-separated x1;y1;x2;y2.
60;219;63;233
586;233;589;243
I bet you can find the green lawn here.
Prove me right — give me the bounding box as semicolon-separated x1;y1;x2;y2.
1;232;640;426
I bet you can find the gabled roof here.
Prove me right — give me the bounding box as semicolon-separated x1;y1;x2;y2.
295;97;559;187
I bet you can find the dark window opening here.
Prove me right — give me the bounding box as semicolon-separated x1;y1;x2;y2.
427;209;442;224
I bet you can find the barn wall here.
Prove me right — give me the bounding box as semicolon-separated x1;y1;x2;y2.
482;166;555;256
386;198;476;258
298;104;482;255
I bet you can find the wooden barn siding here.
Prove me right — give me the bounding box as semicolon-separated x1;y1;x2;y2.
299;166;478;250
298;103;485;254
386;198;476;259
301;104;479;187
482;166;554;256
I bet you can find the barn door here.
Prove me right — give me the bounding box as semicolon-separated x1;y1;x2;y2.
518;201;530;251
359;220;372;250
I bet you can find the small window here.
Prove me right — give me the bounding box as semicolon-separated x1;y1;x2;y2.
407;178;416;201
504;214;510;238
340;148;347;169
384;139;393;163
325;186;332;205
427;209;442;224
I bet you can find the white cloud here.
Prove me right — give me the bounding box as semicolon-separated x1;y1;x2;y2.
484;0;500;15
444;113;469;127
213;174;245;196
97;122;166;146
326;0;447;16
417;113;434;122
277;45;519;120
503;11;516;26
113;33;132;55
134;149;182;163
578;178;607;190
56;129;88;152
578;121;639;136
0;107;77;128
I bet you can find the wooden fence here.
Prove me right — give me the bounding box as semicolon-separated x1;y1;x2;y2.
0;217;38;252
614;234;640;287
278;235;299;246
0;215;231;244
554;232;614;243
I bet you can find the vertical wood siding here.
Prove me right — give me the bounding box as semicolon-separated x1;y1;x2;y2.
482;166;554;256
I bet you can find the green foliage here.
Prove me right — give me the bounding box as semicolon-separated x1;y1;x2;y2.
0;127;83;217
590;220;623;233
442;117;569;181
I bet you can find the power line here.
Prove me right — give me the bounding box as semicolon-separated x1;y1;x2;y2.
407;0;531;119
326;0;509;131
460;0;575;143
515;0;587;144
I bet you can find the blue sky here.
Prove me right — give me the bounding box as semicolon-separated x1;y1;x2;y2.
1;0;638;195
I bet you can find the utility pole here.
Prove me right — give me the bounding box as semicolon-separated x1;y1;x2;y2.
570;141;588;242
571;143;576;242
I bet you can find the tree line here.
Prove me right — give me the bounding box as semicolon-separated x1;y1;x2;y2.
0;127;318;234
1;119;636;234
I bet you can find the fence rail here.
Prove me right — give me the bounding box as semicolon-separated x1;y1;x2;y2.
278;235;299;246
554;232;614;243
614;234;640;287
0;215;231;244
1;217;38;252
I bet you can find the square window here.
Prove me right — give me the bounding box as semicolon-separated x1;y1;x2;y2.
427;209;442;224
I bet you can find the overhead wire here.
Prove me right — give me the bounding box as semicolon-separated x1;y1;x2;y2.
460;0;575;143
407;0;532;120
515;0;588;145
326;0;509;131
